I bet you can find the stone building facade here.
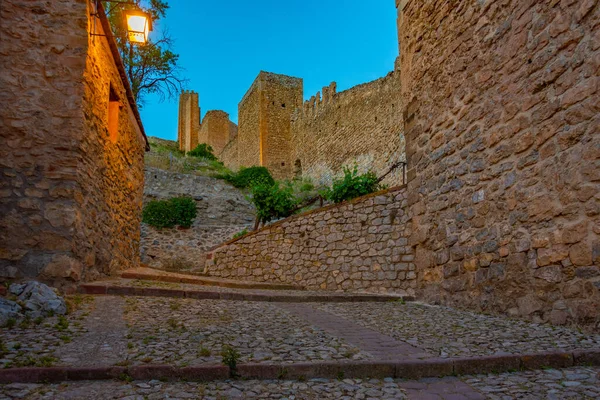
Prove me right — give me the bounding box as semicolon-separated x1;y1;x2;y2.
178;73;405;184
205;0;599;328
0;0;147;290
398;0;599;326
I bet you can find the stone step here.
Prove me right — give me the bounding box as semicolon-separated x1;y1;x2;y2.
0;350;598;384
121;267;306;291
79;281;410;303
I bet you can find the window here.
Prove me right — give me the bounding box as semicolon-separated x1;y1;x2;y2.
108;85;120;143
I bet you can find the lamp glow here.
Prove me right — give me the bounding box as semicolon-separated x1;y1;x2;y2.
125;10;151;44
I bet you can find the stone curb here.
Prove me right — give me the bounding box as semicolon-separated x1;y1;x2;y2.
120;271;306;291
1;350;598;383
78;284;411;303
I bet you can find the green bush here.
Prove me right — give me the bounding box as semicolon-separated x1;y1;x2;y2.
142;197;197;229
169;197;197;228
142;200;176;228
224;166;274;189
188;143;218;161
251;182;298;224
326;165;382;203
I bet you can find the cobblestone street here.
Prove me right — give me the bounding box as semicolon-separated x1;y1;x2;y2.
1;294;599;399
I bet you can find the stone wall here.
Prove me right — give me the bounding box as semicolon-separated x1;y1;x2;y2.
219;136;239;171
141;168;254;271
198;110;237;155
0;0;146;290
206;187;416;294
291;72;405;186
235;72;304;180
398;0;600;326
177;91;200;152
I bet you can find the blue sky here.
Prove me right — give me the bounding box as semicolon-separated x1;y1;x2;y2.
139;0;399;141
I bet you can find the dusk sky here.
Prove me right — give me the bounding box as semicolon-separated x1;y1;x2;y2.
139;0;399;141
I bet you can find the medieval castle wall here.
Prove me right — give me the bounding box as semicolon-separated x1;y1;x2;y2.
291;72;404;186
177;91;200;152
198;110;237;155
178;70;404;184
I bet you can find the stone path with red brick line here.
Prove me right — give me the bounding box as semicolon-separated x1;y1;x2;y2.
278;303;432;361
1;284;600;399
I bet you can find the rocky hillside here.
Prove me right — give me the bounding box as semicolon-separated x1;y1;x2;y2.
140;137;254;273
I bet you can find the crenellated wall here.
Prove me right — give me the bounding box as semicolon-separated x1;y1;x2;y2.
291;71;404;186
399;0;600;327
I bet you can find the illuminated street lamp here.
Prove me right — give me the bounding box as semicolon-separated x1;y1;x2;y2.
92;1;152;44
124;9;152;44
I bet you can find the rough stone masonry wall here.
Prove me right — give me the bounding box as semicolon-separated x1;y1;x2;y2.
237;79;262;170
177;91;200;152
0;0;145;289
0;0;89;283
219;136;240;171
77;2;146;281
259;73;304;180
198;110;235;155
207;187;416;294
291;72;405;186
399;0;600;327
141;168;254;271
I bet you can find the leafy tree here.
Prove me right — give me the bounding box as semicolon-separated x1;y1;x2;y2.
250;182;298;227
103;0;187;104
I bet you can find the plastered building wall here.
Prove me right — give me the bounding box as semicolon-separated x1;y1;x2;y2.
291;71;404;186
398;0;599;327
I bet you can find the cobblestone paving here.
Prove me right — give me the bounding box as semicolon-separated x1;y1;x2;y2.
1;367;598;399
123;297;369;366
466;367;600;399
0;295;95;369
279;303;431;360
315;302;600;358
55;297;128;367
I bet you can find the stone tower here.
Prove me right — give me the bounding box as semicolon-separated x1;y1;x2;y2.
177;90;200;152
237;72;303;179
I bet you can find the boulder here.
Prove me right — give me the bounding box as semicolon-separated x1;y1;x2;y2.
9;281;67;319
0;297;22;326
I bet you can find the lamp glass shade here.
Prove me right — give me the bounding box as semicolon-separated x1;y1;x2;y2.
125;11;150;44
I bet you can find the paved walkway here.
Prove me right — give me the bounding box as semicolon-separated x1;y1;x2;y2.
1;283;600;399
55;297;128;367
279;303;431;360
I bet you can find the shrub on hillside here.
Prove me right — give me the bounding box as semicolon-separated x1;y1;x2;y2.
142;197;197;229
224;166;274;189
326;165;383;203
250;182;298;225
188;143;218;161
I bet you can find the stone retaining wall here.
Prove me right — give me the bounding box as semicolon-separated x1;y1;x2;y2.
206;187;416;294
